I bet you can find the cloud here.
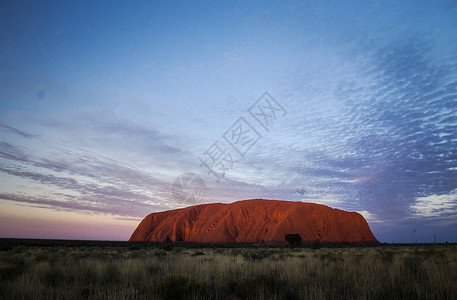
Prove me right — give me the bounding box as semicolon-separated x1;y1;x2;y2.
0;123;35;138
0;192;158;218
410;189;457;218
0;123;189;217
0;141;28;162
356;210;383;223
0;158;172;217
206;35;457;225
346;40;457;214
319;41;453;207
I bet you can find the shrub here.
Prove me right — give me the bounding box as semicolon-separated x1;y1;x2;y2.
231;249;242;256
79;287;94;299
128;244;142;251
154;250;167;257
403;256;423;276
147;265;161;276
242;249;275;261
159;244;173;251
311;239;322;249
0;265;24;281
192;251;205;256
42;268;64;287
0;258;25;281
285;234;302;248
0;245;13;251
153;276;207;299
234;275;298;300
101;264;120;284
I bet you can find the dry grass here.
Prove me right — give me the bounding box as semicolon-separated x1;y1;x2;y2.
0;243;456;299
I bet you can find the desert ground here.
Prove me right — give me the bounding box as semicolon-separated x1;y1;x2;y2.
0;239;456;299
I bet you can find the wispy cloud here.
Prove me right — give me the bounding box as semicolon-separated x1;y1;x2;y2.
239;37;457;222
0;123;35;139
411;189;457;218
0;192;155;218
0;122;189;218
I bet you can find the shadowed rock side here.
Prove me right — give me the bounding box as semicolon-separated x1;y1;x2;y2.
129;199;379;243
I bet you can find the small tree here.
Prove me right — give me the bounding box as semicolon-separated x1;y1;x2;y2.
285;234;302;248
311;239;322;249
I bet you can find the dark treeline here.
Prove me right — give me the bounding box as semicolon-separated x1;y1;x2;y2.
0;238;449;250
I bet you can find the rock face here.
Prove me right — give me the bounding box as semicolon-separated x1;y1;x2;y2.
129;199;378;244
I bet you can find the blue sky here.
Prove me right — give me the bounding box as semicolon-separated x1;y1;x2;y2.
1;0;457;242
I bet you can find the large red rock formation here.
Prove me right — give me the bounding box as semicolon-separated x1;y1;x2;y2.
129;199;378;243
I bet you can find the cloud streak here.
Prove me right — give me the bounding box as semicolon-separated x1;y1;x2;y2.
0;123;35;139
0;123;185;218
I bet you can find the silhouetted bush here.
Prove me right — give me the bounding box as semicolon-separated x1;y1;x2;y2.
153;276;207;299
192;251;205;256
311;239;322;249
129;244;142;251
0;258;25;281
285;234;302;248
234;275;298;300
154;250;167;257
403;256;423;277
0;245;13;251
42;268;65;287
79;287;94;299
159;244;173;251
242;250;270;261
101;264;120;284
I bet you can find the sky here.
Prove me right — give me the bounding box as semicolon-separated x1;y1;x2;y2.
1;0;457;242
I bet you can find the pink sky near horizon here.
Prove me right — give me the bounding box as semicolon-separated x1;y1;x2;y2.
0;201;141;240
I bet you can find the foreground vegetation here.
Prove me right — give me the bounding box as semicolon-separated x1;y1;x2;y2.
1;240;456;299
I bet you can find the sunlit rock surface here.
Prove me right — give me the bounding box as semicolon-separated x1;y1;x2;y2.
129;199;378;243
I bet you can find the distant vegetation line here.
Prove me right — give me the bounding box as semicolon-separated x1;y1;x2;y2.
0;238;450;249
